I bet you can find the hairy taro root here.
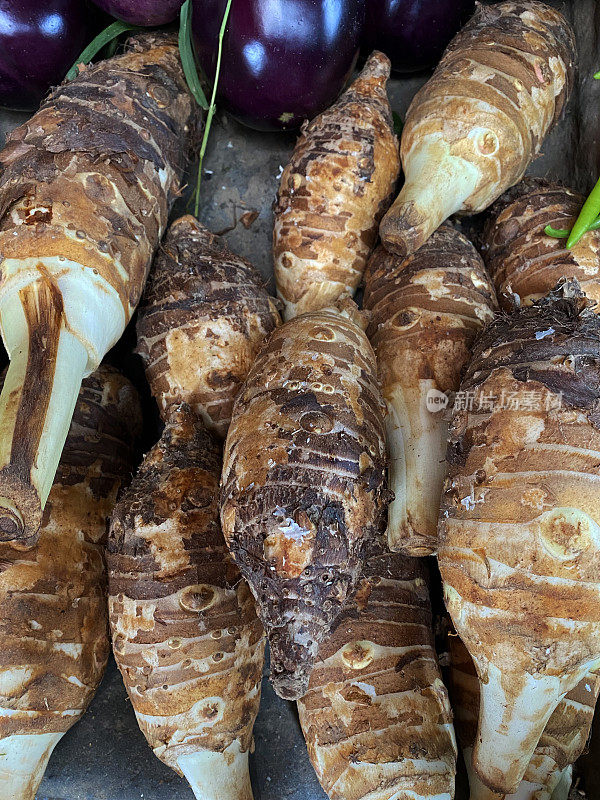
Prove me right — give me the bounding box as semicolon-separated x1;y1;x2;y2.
449;633;600;800
0;33;198;546
298;539;457;800
108;406;264;800
273;51;400;320
220;300;388;700
363;224;497;556
136;216;281;438
482;177;600;310
380;1;576;258
0;365;141;800
438;282;600;794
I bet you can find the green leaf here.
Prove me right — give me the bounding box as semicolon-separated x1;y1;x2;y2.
594;70;600;79
66;20;142;81
179;0;209;110
392;110;404;137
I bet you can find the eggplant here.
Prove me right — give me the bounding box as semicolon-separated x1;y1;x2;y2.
363;0;474;73
0;0;91;110
192;0;365;131
91;0;183;25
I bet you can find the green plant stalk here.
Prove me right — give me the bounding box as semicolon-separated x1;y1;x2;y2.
179;0;209;110
193;0;233;217
566;175;600;248
66;20;142;81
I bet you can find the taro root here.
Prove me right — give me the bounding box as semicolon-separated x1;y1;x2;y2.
0;33;198;546
298;539;457;800
380;1;576;258
363;223;497;556
482;177;600;310
108;406;264;800
221;299;388;700
273;52;400;320
0;365;141;800
136;215;281;438
438;282;600;794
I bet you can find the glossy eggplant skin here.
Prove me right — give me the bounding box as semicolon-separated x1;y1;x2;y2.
0;0;91;110
91;0;183;25
363;0;474;73
192;0;365;131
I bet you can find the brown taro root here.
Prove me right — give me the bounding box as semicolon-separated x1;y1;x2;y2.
363;224;497;556
449;633;600;800
220;299;388;700
438;282;600;794
107;406;264;800
273;51;400;320
298;539;457;800
379;1;576;258
136;215;281;438
482;178;600;310
0;33;198;547
0;365;141;800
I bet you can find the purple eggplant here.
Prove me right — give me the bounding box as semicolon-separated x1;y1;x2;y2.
192;0;365;131
90;0;183;26
0;0;92;110
363;0;474;73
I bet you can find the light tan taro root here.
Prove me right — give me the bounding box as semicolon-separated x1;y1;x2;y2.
0;32;198;547
136;215;281;438
107;405;264;800
448;633;600;800
363;224;497;557
298;538;457;800
0;364;141;800
221;299;388;700
273;51;400;320
379;1;576;258
438;282;600;794
482;177;600;310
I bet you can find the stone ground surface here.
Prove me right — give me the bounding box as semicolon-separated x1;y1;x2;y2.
0;0;599;797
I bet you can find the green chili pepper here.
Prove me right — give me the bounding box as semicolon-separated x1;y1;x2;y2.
566;175;600;248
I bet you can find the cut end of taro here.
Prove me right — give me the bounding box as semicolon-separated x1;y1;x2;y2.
0;732;64;800
474;663;563;794
177;741;254;800
380;139;479;258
